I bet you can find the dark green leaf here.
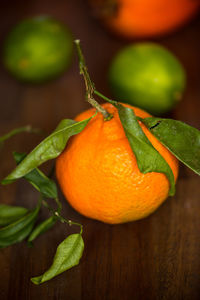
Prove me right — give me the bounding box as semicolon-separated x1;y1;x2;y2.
0;221;35;248
0;204;40;248
2;117;92;184
142;117;200;176
13;152;58;199
0;204;28;226
28;216;57;243
31;233;84;284
117;104;175;196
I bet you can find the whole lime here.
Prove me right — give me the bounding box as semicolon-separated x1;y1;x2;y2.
3;16;73;83
108;43;186;115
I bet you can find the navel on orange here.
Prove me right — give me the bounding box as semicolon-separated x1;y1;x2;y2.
56;103;178;224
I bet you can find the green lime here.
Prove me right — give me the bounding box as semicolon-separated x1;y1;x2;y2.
108;43;186;115
3;16;73;83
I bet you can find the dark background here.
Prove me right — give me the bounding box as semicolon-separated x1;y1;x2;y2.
0;1;200;299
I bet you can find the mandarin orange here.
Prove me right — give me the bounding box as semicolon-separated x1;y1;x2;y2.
90;0;200;38
56;103;178;224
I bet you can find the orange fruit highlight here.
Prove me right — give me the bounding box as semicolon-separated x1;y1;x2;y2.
56;103;179;224
90;0;200;38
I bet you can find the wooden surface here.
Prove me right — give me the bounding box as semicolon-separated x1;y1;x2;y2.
0;1;200;299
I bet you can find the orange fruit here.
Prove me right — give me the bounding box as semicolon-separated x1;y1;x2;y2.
90;0;200;38
56;103;179;224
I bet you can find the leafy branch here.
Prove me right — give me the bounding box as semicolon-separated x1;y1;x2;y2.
1;39;200;286
0;150;84;284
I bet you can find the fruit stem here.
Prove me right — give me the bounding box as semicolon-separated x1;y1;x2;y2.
42;197;83;234
0;125;42;144
54;212;83;235
94;90;117;105
75;40;112;121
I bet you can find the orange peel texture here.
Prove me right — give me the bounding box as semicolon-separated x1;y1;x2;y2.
56;103;178;224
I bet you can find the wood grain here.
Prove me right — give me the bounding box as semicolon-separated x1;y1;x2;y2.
0;1;200;299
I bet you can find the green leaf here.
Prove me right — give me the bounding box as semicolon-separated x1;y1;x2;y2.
31;233;84;285
28;216;57;244
0;203;40;248
13;152;58;199
2;117;92;184
0;222;35;248
116;104;175;196
142;117;200;176
0;204;28;226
